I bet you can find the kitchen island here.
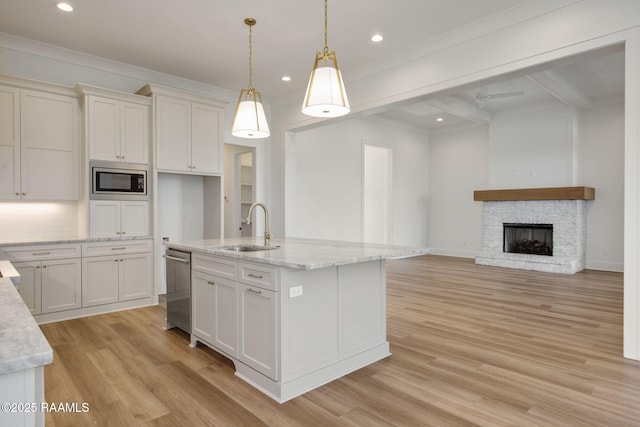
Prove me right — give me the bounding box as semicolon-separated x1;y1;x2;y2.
0;260;53;426
166;237;429;403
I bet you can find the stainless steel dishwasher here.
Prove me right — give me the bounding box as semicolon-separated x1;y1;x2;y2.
164;248;191;334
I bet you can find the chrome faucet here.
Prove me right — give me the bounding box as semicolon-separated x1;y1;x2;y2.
245;202;272;246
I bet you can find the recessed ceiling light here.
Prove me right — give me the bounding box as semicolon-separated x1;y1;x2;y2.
436;117;444;122
281;76;292;82
56;1;74;12
371;34;384;43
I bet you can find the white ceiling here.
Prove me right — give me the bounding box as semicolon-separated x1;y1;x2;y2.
0;0;625;130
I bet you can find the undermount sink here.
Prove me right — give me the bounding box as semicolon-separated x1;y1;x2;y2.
216;244;278;252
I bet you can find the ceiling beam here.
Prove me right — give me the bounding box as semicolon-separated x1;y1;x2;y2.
527;70;593;109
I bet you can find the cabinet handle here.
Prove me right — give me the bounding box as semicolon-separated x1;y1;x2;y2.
36;266;41;269
111;247;126;251
247;273;264;279
120;259;123;262
42;265;47;269
207;280;215;286
22;193;26;196
246;287;262;294
121;231;126;235
15;192;19;196
32;251;51;255
114;259;118;262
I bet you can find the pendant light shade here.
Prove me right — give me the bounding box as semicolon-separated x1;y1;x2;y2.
302;0;350;118
231;18;270;139
232;89;269;138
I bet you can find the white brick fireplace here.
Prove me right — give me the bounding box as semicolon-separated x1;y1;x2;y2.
474;187;594;274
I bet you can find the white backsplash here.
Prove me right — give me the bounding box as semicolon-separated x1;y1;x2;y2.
0;202;80;243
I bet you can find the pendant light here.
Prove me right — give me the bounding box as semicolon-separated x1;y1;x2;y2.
302;0;350;118
231;18;270;139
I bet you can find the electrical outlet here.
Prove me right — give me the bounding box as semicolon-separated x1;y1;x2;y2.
289;286;303;298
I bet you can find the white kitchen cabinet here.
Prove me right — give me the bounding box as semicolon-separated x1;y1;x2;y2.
84;91;149;164
82;252;152;306
0;81;79;201
89;200;149;238
191;270;216;344
237;283;277;380
0;85;20;199
191;262;238;357
190;254;278;379
13;261;41;315
137;84;226;175
1;243;82;315
81;255;119;306
40;258;82;313
14;258;82;314
82;240;153;307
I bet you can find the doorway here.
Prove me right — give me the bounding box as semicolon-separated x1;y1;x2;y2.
224;145;256;238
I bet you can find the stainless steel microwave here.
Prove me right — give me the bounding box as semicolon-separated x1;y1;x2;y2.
90;161;148;200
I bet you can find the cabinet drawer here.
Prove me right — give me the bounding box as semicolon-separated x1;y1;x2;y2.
239;262;279;291
82;239;152;257
192;254;237;279
0;243;81;262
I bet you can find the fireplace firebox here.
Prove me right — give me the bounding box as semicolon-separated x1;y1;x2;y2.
503;223;553;256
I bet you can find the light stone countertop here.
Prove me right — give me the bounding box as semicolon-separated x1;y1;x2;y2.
0;264;53;375
0;235;153;247
166;237;431;270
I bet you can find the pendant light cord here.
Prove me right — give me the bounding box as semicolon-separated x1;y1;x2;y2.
323;0;329;57
248;20;254;90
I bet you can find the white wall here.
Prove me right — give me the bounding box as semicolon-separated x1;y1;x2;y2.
577;101;625;271
428;124;488;258
288;117;428;246
489;102;575;188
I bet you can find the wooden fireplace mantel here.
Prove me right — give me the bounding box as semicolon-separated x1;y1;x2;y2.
473;186;595;202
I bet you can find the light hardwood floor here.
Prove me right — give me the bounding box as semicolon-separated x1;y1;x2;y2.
39;255;640;426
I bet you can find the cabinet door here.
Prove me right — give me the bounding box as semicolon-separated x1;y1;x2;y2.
238;284;278;380
156;96;190;172
0;85;20;200
13;261;41;315
82;255;119;307
89;200;120;238
118;252;152;301
88;96;120;161
120;201;149;237
213;276;238;357
41;258;81;313
192;271;215;344
20;90;78;200
120;101;148;164
191;102;221;174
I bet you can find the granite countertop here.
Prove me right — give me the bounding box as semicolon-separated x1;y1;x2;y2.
166;237;431;270
0;263;53;375
0;235;153;247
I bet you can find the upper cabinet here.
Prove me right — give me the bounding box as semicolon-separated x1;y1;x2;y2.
137;84;226;175
0;79;79;201
77;84;151;164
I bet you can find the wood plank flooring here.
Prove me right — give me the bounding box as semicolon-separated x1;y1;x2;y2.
39;255;640;426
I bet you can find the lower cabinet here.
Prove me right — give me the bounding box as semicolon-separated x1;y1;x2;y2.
82;241;152;307
192;271;238;357
237;283;277;380
1;239;154;321
14;258;82;314
191;254;278;380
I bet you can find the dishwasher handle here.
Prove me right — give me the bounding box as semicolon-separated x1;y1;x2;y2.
163;254;190;263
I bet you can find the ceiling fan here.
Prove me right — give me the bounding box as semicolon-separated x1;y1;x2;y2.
475;87;524;108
